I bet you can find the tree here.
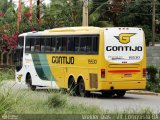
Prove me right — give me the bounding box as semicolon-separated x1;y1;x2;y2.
89;0;113;27
115;0;160;45
43;0;82;28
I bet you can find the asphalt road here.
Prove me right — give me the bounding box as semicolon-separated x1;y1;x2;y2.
2;81;160;113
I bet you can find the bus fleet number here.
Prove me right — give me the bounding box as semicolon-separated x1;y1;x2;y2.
88;59;97;64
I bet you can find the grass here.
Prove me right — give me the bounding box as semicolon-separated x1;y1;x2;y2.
0;83;157;120
0;68;15;81
0;68;158;120
11;90;102;114
0;88;23;114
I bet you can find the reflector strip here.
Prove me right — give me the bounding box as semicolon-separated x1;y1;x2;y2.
108;70;140;73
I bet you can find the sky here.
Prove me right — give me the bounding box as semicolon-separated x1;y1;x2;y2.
12;0;51;7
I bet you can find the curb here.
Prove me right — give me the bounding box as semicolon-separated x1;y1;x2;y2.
126;91;159;96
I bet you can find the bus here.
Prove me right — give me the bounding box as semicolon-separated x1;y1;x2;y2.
14;27;146;97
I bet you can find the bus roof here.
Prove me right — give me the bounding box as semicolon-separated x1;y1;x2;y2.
19;26;103;37
19;26;142;37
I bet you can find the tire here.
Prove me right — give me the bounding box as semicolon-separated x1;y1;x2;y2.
102;91;114;98
68;77;77;96
78;78;90;97
26;74;36;91
116;90;126;97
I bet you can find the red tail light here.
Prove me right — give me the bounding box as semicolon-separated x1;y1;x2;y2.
143;68;146;77
101;69;105;78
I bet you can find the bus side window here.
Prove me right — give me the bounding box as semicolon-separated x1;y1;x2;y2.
62;37;67;52
41;38;45;52
92;36;98;53
30;38;35;52
25;38;31;52
75;37;80;52
80;37;87;52
34;38;40;52
86;37;92;53
51;37;56;52
67;37;75;52
56;37;62;52
46;37;51;52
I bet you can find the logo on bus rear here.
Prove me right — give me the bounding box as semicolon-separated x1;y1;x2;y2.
114;33;135;44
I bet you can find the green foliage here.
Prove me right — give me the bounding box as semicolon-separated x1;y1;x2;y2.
0;92;14;114
116;0;152;27
89;0;113;26
95;21;113;27
44;0;82;27
146;66;160;92
147;65;158;83
146;81;160;93
0;68;15;81
0;89;21;114
48;93;67;108
140;25;151;46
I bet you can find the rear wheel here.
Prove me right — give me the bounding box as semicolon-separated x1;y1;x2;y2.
26;74;36;91
78;78;90;97
68;77;77;96
116;90;126;97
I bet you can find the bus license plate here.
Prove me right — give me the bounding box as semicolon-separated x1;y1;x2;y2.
124;74;132;77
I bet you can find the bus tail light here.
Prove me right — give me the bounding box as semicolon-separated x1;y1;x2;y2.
101;69;105;78
143;68;146;77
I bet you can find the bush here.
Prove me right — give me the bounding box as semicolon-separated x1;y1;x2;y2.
146;66;160;92
147;65;158;83
146;81;160;93
48;93;67;108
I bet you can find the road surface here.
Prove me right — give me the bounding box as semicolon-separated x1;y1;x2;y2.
2;81;160;113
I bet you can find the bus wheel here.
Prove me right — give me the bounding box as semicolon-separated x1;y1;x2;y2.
68;77;77;96
26;74;36;91
78;79;90;97
116;90;126;97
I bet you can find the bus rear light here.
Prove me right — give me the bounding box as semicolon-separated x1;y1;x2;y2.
101;69;105;78
143;68;146;77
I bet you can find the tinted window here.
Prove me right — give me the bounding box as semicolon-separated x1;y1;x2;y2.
80;37;87;52
24;35;99;54
51;37;56;52
30;38;35;52
92;36;98;53
75;37;80;52
86;37;92;53
62;37;67;52
25;38;30;51
46;38;51;52
34;38;40;52
40;38;45;52
67;37;75;52
56;37;62;52
17;37;24;49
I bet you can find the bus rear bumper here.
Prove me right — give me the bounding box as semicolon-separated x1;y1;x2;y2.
99;80;146;90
